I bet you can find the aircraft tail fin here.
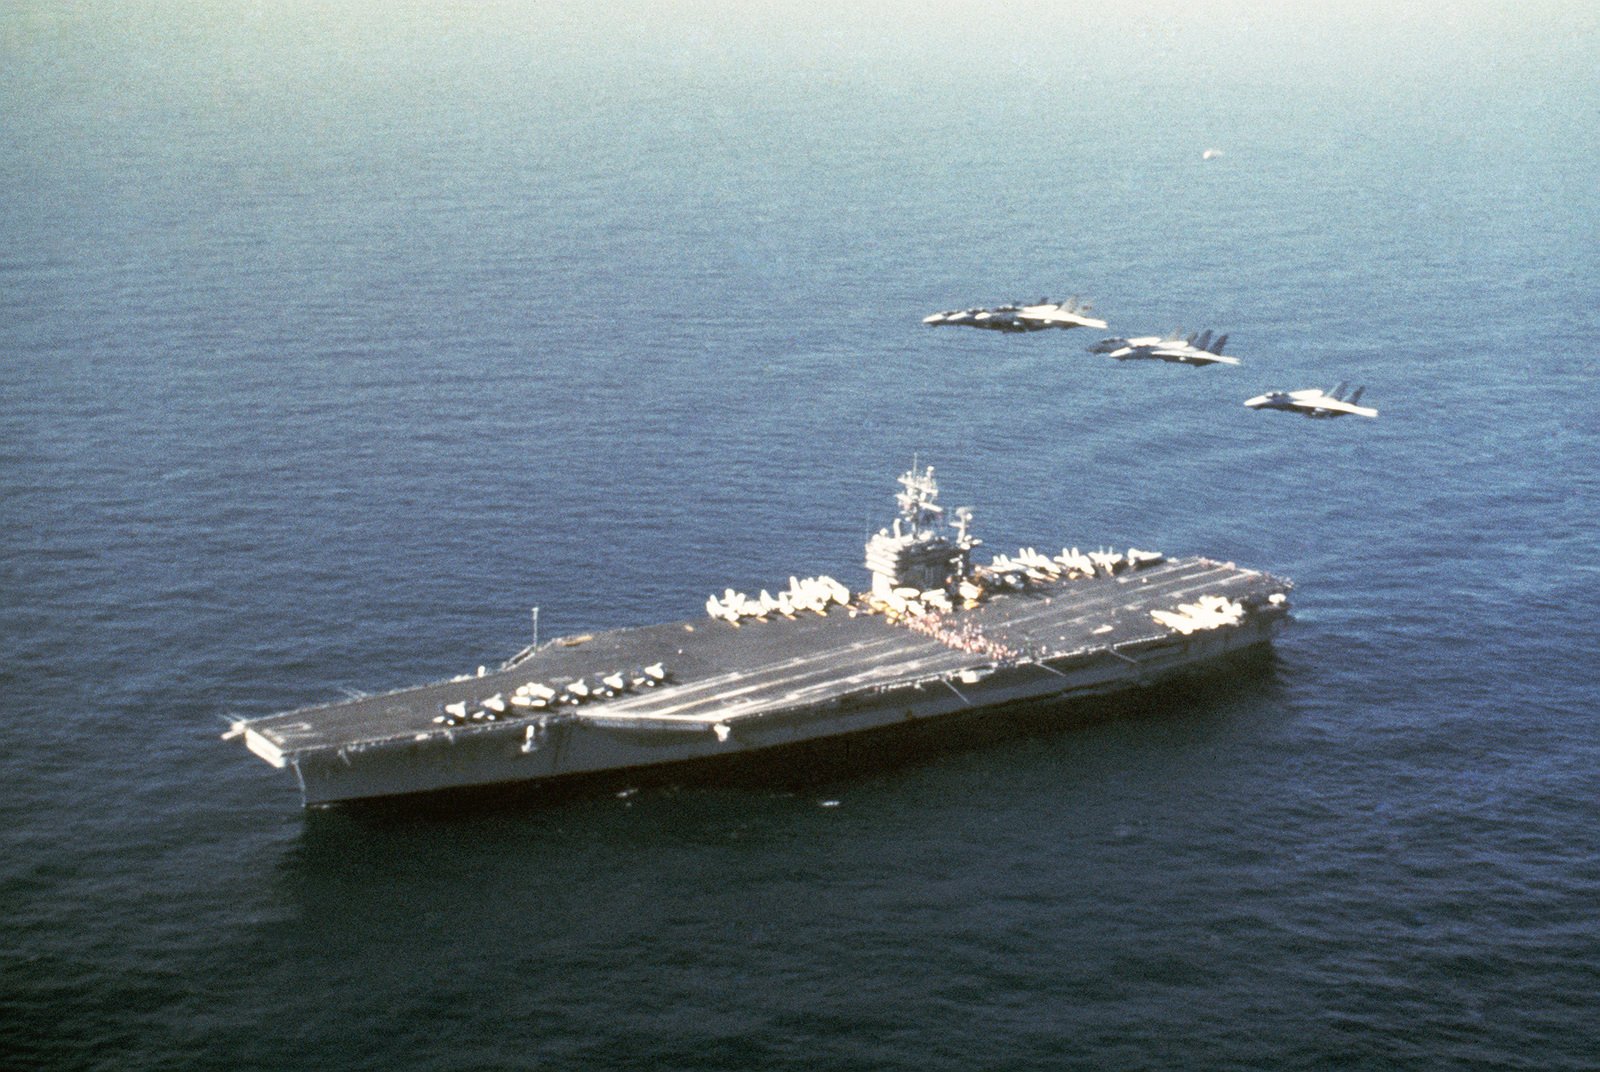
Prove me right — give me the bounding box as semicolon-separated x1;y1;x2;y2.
1348;385;1365;405
1331;380;1349;400
1211;333;1228;354
1194;329;1213;351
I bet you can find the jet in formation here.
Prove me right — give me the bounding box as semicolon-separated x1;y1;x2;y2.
1244;382;1377;419
923;297;1108;333
1087;329;1240;366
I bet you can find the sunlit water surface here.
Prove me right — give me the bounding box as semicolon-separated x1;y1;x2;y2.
3;6;1597;1070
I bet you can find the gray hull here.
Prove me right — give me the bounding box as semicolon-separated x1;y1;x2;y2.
233;556;1290;807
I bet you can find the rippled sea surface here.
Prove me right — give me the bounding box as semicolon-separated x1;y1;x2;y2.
3;5;1598;1069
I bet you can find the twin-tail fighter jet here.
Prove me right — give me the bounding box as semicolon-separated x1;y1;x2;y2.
1244;382;1377;419
923;297;1108;333
1087;328;1240;366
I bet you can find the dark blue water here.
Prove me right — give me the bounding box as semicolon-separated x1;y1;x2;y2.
4;6;1598;1069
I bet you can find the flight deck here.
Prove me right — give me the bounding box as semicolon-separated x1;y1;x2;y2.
243;556;1281;759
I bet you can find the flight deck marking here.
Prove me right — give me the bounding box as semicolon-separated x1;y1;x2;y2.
587;633;969;722
597;630;922;714
592;642;958;722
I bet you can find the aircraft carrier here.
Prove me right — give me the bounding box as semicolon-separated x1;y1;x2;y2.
226;466;1291;807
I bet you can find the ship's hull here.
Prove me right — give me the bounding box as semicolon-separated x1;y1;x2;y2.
296;604;1283;806
329;644;1281;813
233;555;1290;807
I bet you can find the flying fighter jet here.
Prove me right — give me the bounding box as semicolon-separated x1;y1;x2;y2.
923;296;1108;333
1244;382;1378;419
1087;329;1240;366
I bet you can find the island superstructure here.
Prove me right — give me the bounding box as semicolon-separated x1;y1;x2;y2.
226;465;1291;807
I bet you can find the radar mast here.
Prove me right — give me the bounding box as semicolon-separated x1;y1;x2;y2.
865;463;981;598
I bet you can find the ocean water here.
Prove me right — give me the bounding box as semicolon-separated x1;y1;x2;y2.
3;4;1598;1069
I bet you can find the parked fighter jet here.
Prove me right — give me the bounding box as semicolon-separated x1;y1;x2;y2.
923;297;1108;332
1087;329;1240;366
1244;382;1377;419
